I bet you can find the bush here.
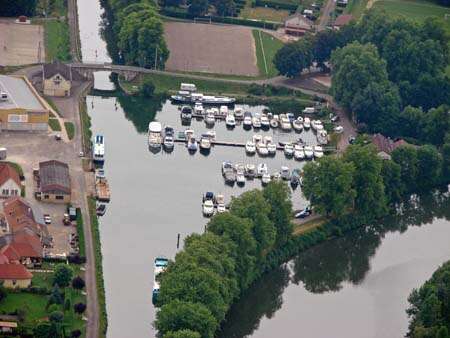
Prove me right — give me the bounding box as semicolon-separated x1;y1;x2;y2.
53;264;73;288
74;302;87;314
71;329;82;338
140;79;155;98
49;311;64;323
254;0;298;10
72;276;85;290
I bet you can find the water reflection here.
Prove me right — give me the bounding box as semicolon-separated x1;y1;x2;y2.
219;191;450;338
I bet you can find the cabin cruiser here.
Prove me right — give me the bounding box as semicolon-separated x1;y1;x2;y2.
270;118;279;128
261;173;271;185
171;93;236;105
234;107;244;119
243;112;253;129
205;130;216;140
194;103;204;115
202;199;214;217
293;119;303;132
286;113;295;122
180;106;192;122
235;164;246;186
284;143;294;157
205;110;215;126
93;134;105;164
303;117;311;129
257;163;268;177
152;257;169;304
272;171;281;181
315;124;324;132
245;164;256;179
220;105;229;116
304;145;314;159
96;203;106;216
290;169;301;188
280;115;292;131
294;144;305;160
187;137;198;153
148;122;162;151
260;115;270;129
317;130;328;145
225;113;236;128
184;129;194;140
267;142;277;156
163;125;174;137
163;135;174;151
280;166;291;180
314;145;324;158
256;141;268;156
216;194;226;213
222;161;236;184
252;114;261;128
245;141;256;155
252;134;263;144
199;136;211;153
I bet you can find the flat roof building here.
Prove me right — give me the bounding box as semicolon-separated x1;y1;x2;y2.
0;75;50;131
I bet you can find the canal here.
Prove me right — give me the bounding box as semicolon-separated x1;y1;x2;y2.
76;2;450;337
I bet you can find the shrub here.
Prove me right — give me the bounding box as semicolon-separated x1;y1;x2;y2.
74;302;87;314
72;276;85;290
140;79;155;98
71;329;82;338
53;264;73;288
49;311;64;323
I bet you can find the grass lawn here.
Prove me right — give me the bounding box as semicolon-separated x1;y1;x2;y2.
49;118;62;131
44;19;71;62
240;6;291;22
373;0;450;22
1;293;48;325
292;216;327;236
252;30;284;77
65;122;75;140
345;0;369;18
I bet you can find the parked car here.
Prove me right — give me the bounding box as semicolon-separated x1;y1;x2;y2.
55;133;62;141
44;214;52;224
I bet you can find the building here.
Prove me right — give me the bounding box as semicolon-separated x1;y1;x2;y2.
0;233;43;267
371;133;410;159
0;263;32;288
3;197;46;236
333;14;353;30
0;163;21;199
284;14;314;36
0;75;50;131
38;160;71;203
0;321;18;333
42;62;84;97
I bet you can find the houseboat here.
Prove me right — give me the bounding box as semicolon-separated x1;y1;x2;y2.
148;122;162;151
152;257;169;304
170;93;236;105
93;134;105;164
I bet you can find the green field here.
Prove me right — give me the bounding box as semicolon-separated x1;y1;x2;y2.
49;118;62;131
1;293;48;325
252;30;284;77
373;0;450;22
44;19;71;62
240;6;291;22
345;0;369;18
65;122;75;140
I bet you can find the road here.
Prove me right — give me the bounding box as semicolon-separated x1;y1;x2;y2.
318;0;336;31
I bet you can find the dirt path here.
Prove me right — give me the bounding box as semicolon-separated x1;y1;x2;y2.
318;0;336;31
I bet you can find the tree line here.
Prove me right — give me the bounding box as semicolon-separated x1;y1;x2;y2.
302;142;449;224
154;182;293;338
161;0;239;18
407;260;450;338
274;9;450;141
102;0;169;69
0;0;37;17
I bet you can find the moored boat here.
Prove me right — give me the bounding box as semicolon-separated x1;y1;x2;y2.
93;134;105;164
148;122;162;151
245;141;256;155
314;145;324;158
152;257;169;304
293;119;303;132
245;164;256;179
284;143;294;157
304;145;314;159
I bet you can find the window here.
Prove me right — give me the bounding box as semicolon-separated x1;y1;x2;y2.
12;280;16;285
55;195;64;200
44;194;49;199
2;189;8;195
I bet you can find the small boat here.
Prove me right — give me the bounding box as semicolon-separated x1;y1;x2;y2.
245;141;256;155
303;117;311;129
263;135;273;144
184;129;194;140
261;173;271;185
252;114;261;128
96;204;106;216
222;161;236;184
216;194;226;213
272;172;281;181
234;107;244;119
194;103;204;115
220;105;229;116
257;163;268;177
206;130;216;140
297;116;304;124
211;107;219;117
256;142;268;156
286;113;295;122
294;144;305;161
243;112;252;129
270;118;279;128
284;143;294;157
203;191;215;202
290;169;301;188
252;134;263;143
203;199;215;217
245;164;256;178
163;136;174;151
293;119;303;132
225;113;236;128
280;166;291;180
148;122;162;150
316;124;324;132
280;115;292;131
260;115;270;129
304;145;314;159
152;257;169;304
199;137;211;152
314;145;324;158
180;106;192;122
205;111;215;126
235;164;246;186
317;130;328;145
163;125;174;137
267;142;277;156
222;161;233;175
93;134;105;164
187;137;198;153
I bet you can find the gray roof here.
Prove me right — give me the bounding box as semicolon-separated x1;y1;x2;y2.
39;160;71;194
43;62;84;81
0;75;46;111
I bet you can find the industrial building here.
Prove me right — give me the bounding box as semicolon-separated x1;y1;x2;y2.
0;75;50;131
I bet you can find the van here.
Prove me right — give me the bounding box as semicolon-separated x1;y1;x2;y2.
0;92;8;101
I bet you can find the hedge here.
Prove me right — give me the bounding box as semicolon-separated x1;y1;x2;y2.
254;0;298;11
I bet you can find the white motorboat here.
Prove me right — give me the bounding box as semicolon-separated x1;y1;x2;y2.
304;117;311;129
93;134;105;164
152;257;169;304
252;114;261;128
304;145;314;159
234;107;244;119
261;173;271;185
245;141;256;154
293;119;303;132
194;103;204;115
163;136;174;150
252;134;263;143
272;171;281;181
236;164;246;185
294;144;305;160
148;122;162;150
256;142;269;156
245;164;256;178
257;163;268;177
199;137;211;152
222;161;236;184
284;143;294;157
270;118;279;128
280;166;291;180
297;116;304;123
243;112;253;129
226;113;236;128
216;194;226;213
203;199;215;217
280;115;292;131
316;124;324;132
311;120;323;131
187;137;198;153
263;135;273;144
317;130;328;145
314;145;324;158
211;107;219;117
220;105;229;116
206;130;216;140
205;111;215;126
267;142;277;156
260;115;270;129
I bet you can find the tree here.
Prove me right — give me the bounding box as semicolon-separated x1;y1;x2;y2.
48;285;64;307
263;181;293;246
302;157;356;219
64;297;71;311
343;145;387;220
380;160;403;205
416;145;443;191
74;302;87;314
436;327;449;338
155;300;217;338
391;146;418;194
215;0;236;16
311;30;339;68
33;322;59;338
273;39;313;78
139;79;155;98
0;0;37;17
49;311;64;323
398;106;425;140
164;330;201;338
0;284;7;303
442;142;450;185
72;276;85;290
53;264;73;287
421;105;450;146
188;0;209;16
71;330;82;338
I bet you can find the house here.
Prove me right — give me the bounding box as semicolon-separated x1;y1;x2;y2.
0;163;21;199
38;160;71;203
0;232;43;267
284;13;314;36
0;263;32;288
42;62;84;97
0;321;18;333
0;75;50;131
333;14;353;30
371;133;409;157
3;197;45;236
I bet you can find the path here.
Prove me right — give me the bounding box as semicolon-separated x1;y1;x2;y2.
318;0;336;31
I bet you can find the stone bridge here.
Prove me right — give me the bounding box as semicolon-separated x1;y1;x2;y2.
70;62;149;81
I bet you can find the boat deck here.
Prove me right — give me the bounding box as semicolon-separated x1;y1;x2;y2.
96;178;111;202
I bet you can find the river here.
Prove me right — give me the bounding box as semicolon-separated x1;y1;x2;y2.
76;2;450;337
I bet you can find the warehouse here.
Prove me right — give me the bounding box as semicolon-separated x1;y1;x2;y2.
0;75;50;131
37;160;71;204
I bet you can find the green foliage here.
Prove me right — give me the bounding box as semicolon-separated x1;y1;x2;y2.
273;38;313;78
0;284;6;303
72;276;86;290
164;330;202;338
188;0;209;16
65;122;75;140
49;310;64;323
45;19;72;62
392;146;419;194
380;159;402;204
0;0;37;16
416;145;443;191
139;79;155;98
53;264;73;288
74;302;87;314
48;285;64;307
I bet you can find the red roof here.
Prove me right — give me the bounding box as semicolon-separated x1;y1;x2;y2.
0;264;32;280
3;197;42;235
1;242;41;260
0;163;21;187
334;14;353;27
371;134;409;154
0;254;9;264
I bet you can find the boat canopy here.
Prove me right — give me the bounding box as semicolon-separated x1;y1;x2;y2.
148;122;162;133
